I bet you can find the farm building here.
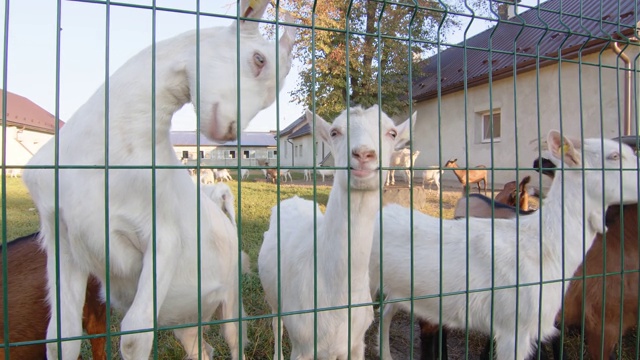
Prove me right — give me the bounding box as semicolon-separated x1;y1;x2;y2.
411;0;640;187
276;114;331;168
0;90;64;176
171;130;278;167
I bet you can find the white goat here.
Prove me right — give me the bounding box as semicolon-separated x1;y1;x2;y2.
265;168;292;183
22;1;296;358
7;168;21;178
259;105;414;359
201;183;237;226
201;169;216;184
214;169;233;182
280;169;293;182
240;168;250;180
317;168;335;182
370;131;639;360
422;166;443;193
385;149;420;186
304;167;334;182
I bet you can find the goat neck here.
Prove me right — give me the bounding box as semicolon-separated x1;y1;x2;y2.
536;170;599;279
319;184;380;288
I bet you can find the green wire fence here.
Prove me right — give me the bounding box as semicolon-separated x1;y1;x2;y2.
1;0;640;359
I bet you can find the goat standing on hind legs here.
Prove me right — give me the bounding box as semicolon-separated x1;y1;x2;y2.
444;158;488;195
22;1;296;359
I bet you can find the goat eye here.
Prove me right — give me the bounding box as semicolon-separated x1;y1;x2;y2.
607;152;620;161
330;129;339;137
253;52;265;68
388;130;397;139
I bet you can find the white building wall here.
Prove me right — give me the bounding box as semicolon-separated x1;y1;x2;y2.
278;135;328;169
413;48;639;188
1;127;53;169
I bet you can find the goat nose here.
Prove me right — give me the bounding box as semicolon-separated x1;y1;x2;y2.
352;147;376;162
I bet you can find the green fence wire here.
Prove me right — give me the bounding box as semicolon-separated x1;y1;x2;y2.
1;0;640;359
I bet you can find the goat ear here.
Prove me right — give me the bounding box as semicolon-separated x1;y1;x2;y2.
394;111;416;148
239;0;269;31
278;13;297;59
547;130;581;167
534;135;583;152
306;109;331;144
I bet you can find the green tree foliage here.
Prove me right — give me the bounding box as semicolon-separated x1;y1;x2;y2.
280;0;494;120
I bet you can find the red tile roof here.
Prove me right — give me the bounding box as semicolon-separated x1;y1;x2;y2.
412;0;639;102
1;90;64;134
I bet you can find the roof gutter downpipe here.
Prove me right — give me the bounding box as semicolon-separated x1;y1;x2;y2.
286;138;294;166
611;41;632;136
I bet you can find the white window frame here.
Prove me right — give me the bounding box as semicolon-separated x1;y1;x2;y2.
481;111;501;143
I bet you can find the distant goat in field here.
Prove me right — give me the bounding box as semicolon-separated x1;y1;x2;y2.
422;166;444;194
265;168;292;184
386;149;420;186
444;158;488;195
214;169;233;182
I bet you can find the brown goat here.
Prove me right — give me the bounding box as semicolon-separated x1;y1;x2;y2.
494;175;531;211
444;158;488;195
556;204;638;359
0;233;106;360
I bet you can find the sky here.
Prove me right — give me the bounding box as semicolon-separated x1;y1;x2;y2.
0;0;544;133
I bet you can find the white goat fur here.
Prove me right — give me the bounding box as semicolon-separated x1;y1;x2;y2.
303;167;334;182
22;1;295;358
303;168;312;181
385;149;420;186
370;131;639;360
422;166;443;193
214;169;233;182
259;106;414;359
201;183;237;226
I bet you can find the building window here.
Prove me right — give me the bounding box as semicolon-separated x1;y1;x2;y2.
199;151;205;159
481;112;501;143
299;144;303;157
225;150;236;159
243;150;256;159
268;150;277;159
182;150;189;159
294;145;298;157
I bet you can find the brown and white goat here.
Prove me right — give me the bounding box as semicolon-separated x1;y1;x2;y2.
494;175;531;211
0;233;106;360
444;158;488;195
265;167;292;184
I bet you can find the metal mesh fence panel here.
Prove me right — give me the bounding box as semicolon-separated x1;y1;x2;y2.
1;0;640;359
